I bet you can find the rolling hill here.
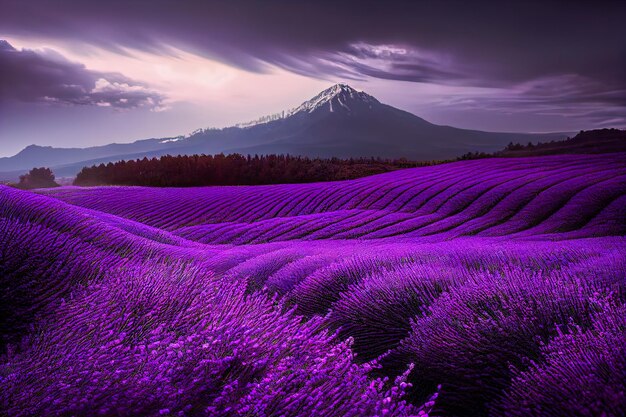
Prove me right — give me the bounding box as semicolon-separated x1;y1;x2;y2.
496;128;626;157
1;152;624;416
43;152;626;241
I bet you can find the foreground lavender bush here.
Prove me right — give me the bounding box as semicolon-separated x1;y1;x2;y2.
326;262;469;361
384;267;624;416
498;301;626;417
0;263;429;416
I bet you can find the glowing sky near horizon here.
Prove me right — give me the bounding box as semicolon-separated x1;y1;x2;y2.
0;0;624;157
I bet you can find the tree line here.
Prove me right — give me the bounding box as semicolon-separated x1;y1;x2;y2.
73;154;437;187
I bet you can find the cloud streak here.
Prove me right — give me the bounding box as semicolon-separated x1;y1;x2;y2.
0;0;624;133
1;0;624;125
1;1;623;81
0;40;165;110
421;74;626;128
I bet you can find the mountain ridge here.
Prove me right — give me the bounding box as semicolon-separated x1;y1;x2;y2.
0;83;569;179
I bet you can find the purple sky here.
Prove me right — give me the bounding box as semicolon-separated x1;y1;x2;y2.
1;0;625;157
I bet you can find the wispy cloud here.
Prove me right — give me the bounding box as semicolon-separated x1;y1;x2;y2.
0;40;165;110
426;74;626;127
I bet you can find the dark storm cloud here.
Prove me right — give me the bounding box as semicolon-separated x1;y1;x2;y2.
1;1;624;80
439;74;626;127
0;40;165;109
0;0;624;121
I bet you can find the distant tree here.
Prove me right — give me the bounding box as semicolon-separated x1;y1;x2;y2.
73;153;436;187
505;142;524;151
17;167;60;189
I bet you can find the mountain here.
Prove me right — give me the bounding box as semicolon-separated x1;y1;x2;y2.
0;139;186;175
0;84;568;180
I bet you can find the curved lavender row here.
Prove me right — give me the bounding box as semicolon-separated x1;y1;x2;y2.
563;194;626;238
398;161;613;237
0;217;120;347
478;170;623;236
515;174;626;236
325;262;474;361
365;160;621;238
42;154;626;243
0;186;213;254
176;210;367;245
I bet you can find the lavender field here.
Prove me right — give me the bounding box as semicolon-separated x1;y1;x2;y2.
1;153;625;417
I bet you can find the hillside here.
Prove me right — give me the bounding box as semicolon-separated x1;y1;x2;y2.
0;84;566;180
497;128;626;157
46;153;626;241
2;153;625;416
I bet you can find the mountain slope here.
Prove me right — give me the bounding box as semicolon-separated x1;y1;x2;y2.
0;84;567;179
0;138;184;174
189;84;565;159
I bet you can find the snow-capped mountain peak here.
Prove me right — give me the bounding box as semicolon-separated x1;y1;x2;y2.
232;84;379;129
288;83;379;116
